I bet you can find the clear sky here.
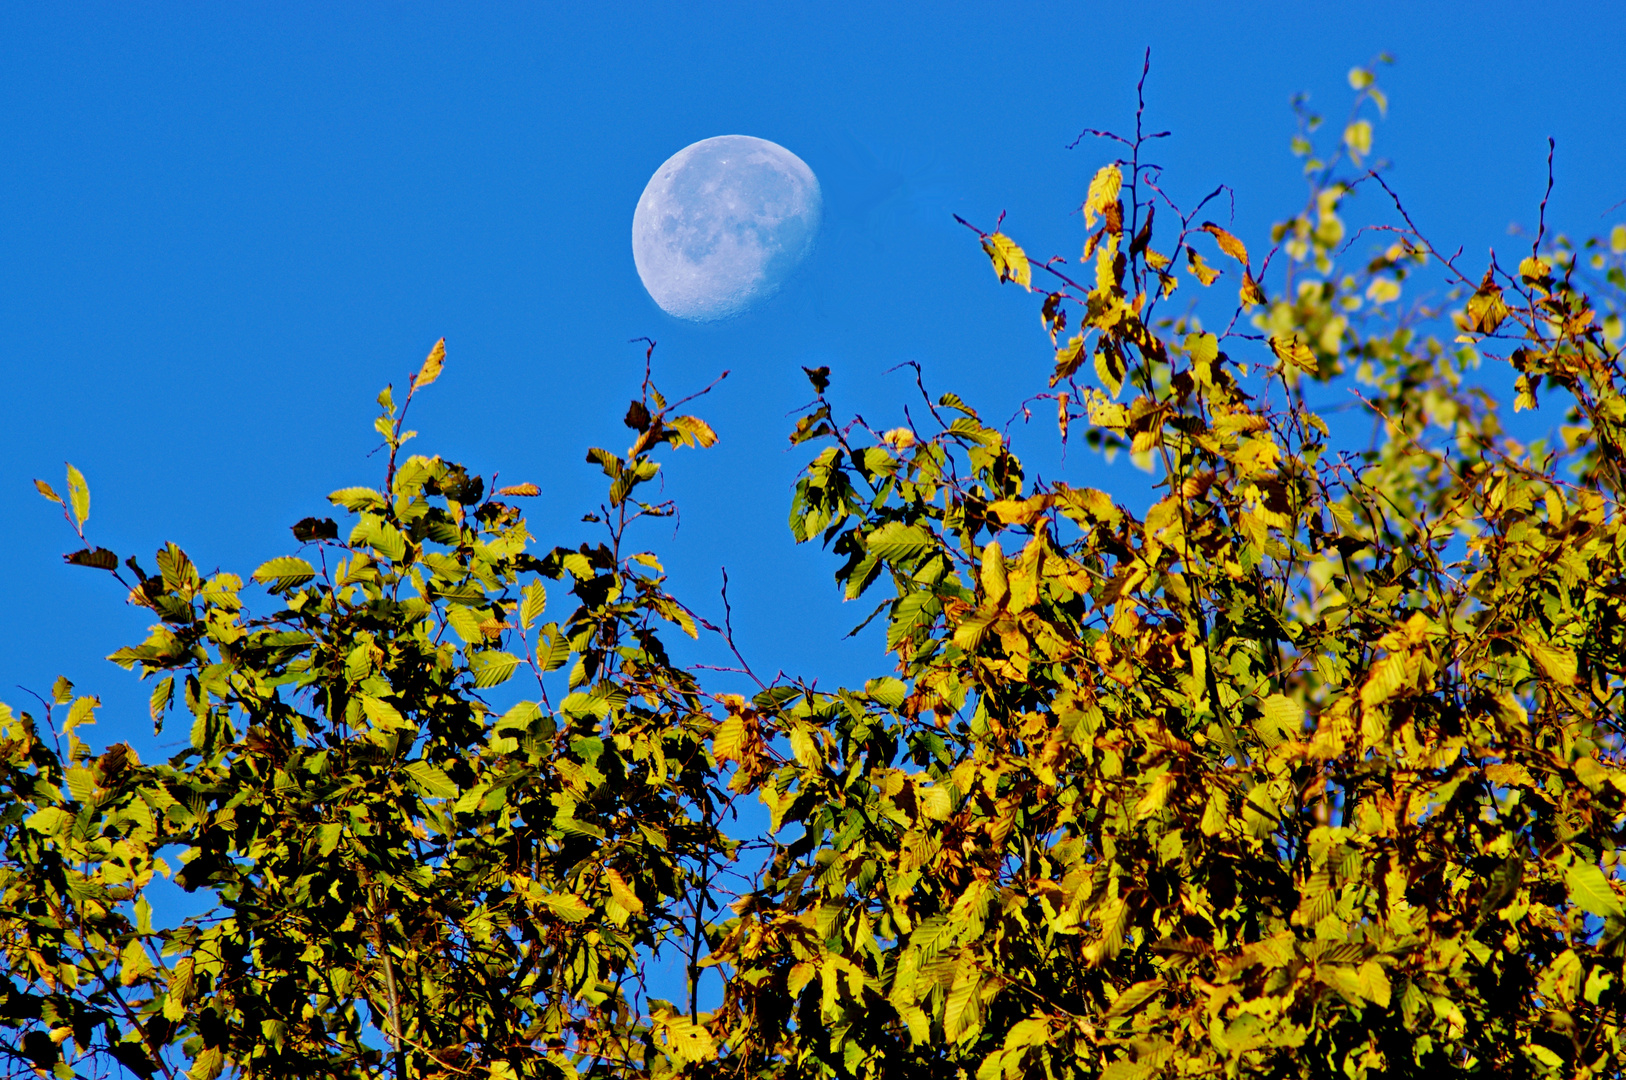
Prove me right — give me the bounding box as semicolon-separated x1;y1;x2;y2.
4;1;1624;766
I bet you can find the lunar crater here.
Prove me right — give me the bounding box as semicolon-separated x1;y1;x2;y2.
632;135;822;321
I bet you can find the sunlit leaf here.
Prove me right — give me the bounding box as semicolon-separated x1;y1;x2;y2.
1084;164;1122;228
1200;222;1249;265
1566;861;1624;919
413;337;446;390
1186;247;1220;286
982;232;1032;291
65;463;89;529
252;555;317;592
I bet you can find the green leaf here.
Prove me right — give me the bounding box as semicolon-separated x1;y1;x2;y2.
405;760;459;799
909;915;954;961
1566;860;1624;920
866;522;935;564
536;624;570;672
470;650;521;689
119;939;155;987
519;581;547;629
25;806;72;836
252;556;317;592
351;514;408;562
360;695;412;732
1524;636;1578;685
328;486;387;512
445;606;486;644
864;677;906;708
1256;693;1303;746
539;892;593;922
149;676;174;730
1104;979;1164;1019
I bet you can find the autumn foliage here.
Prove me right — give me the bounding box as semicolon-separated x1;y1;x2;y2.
6;63;1626;1080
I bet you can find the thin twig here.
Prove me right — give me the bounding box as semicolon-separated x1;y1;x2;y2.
1533;137;1556;257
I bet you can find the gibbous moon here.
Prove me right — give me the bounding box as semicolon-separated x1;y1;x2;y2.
632;135;822;321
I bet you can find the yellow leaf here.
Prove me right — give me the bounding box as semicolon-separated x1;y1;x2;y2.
413;337;446;390
360;695;412;732
951;610;995;652
34;479;64;505
539;892;593;922
1083;164;1123;228
1134;770;1177;819
656;1012;716;1065
789;724;822;769
787;960;817;998
1366;277;1401;304
119;938;155;986
1485;762;1537;789
191;1045;225;1080
942;968;983;1042
1003;1015;1053;1049
1008;536;1045;612
980;541;1009;607
982;232;1031;291
66;463;90;529
1095;241;1120;293
1239;272;1266;309
1519;255;1551;287
1361;652;1411;711
669;414;719;448
918;783;952;820
714;714;747;762
988;496;1050;527
1466;282;1509;334
1269;334;1318;374
499;483;540;496
1199;787;1228;836
1201;222;1249;265
1052;333;1085;386
1611;224;1626;253
1357;960;1392;1007
1344;120;1372;159
1186;247;1220;286
1257;693;1303;747
605;867;645;915
1523;636;1577;685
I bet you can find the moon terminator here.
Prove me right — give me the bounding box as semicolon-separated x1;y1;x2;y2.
632;135;822;322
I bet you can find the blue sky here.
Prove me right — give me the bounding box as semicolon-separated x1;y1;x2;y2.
4;1;1625;765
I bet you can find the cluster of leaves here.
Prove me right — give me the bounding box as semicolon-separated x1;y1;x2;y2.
6;61;1626;1080
705;62;1626;1080
4;342;736;1078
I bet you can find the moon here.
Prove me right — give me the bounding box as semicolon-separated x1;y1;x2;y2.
632;135;822;321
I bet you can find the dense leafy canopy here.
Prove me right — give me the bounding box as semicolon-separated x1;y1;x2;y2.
6;64;1626;1080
